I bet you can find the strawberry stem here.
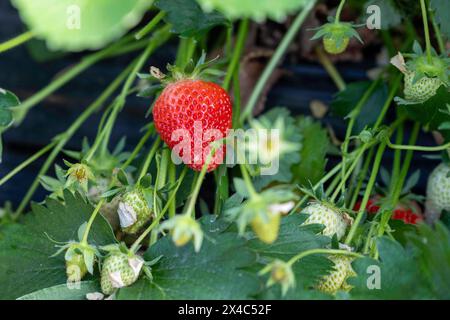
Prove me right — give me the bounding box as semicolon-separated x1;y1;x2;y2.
428;4;445;54
130;167;188;253
345;141;387;245
239;164;258;199
138;137;161;181
335;0;346;24
287;248;363;267
223;18;249;91
81;199;105;245
0;30;34;54
0;141;56;187
240;0;316;122
315;47;346;91
12;63;135;219
135;11;166;40
420;0;433;63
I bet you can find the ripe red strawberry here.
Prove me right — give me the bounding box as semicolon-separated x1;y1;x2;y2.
153;79;232;172
354;196;423;225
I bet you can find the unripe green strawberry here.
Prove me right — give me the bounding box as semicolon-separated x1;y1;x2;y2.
323;36;349;55
311;22;362;56
316;255;354;294
302;203;349;240
118;189;152;234
101;252;144;295
425;163;450;223
250;211;281;244
404;72;442;103
66;252;87;283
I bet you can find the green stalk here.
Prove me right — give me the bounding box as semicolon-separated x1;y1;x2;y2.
14;36;136;124
149;148;171;245
428;4;446;54
386;139;450;152
291;162;344;214
81;199;104;244
330;147;366;202
0;141;56;187
315;47;346;91
223;19;249;91
287;248;362;266
232;70;242;128
240;0;316;122
239;164;258;198
138;137;161;181
389;118;404;193
0;31;34;54
98;26;171;157
348;146;375;209
135;11;166;40
334;0;347;24
121;125;154;170
420;0;433;63
12;63;134;219
345;141;387;245
168;162;177;218
130;167;188;253
339;78;381;195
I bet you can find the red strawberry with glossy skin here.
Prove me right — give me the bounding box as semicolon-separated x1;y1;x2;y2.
153;79;232;172
354;196;423;225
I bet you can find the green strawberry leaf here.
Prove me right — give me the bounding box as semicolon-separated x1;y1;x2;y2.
11;0;154;51
247;214;330;261
251;215;334;298
116;216;259;299
405;223;450;298
292;117;330;187
430;0;450;39
0;191;116;299
155;0;229;38
197;0;310;22
331;81;388;134
17;281;100;300
348;237;428;299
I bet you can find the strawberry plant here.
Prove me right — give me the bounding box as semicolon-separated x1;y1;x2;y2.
0;0;449;301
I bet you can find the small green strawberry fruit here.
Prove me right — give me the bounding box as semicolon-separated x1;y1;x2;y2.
118;188;152;234
316;255;354;294
250;210;281;244
392;48;449;104
160;214;204;252
311;21;362;55
259;259;296;296
323;36;349;55
101;252;144;295
425;163;450;223
302;202;350;240
404;72;443;103
66;252;88;283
